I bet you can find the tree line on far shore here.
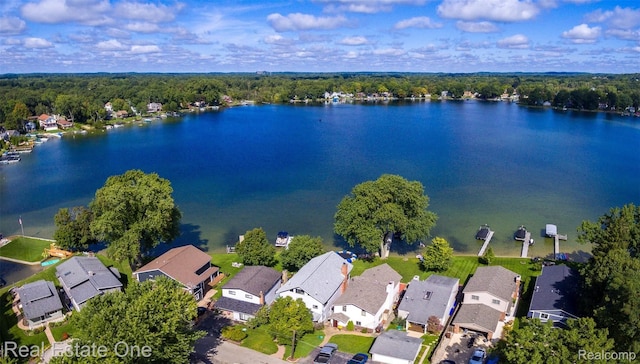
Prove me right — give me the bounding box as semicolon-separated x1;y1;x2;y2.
2;72;640;131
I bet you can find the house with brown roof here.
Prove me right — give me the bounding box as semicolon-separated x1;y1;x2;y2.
37;114;58;131
56;117;73;130
329;263;401;331
215;265;282;322
451;266;520;339
133;245;219;301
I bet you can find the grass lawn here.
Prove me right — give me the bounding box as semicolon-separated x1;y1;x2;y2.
0;237;53;262
241;326;278;355
283;330;325;360
50;319;76;341
328;334;374;355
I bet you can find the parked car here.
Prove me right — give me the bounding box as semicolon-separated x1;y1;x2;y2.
347;352;369;364
313;343;338;364
469;348;486;364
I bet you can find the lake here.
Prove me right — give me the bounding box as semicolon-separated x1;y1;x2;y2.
1;100;639;264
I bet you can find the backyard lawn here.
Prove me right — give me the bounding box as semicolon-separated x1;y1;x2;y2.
328;334;375;354
0;236;53;262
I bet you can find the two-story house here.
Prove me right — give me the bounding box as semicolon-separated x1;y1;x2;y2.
452;266;520;339
527;264;579;327
215;265;282;322
397;274;459;334
329;263;401;331
56;256;123;311
276;251;352;322
17;280;64;329
134;245;219;301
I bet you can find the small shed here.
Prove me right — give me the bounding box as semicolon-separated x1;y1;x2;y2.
545;224;557;237
370;329;422;364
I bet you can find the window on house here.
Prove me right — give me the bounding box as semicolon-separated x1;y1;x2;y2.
361;310;366;316
492;299;500;305
229;291;236;295
540;313;549;320
356;321;361;326
313;305;318;309
471;295;479;300
239;313;249;321
342;306;347;312
294;288;304;294
423;291;432;300
245;294;253;299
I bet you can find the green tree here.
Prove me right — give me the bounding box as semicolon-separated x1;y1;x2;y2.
279;235;325;271
420;237;453;271
89;170;182;265
267;296;314;346
577;203;640;257
236;228;276;266
51;277;204;364
479;246;495;265
53;206;96;251
334;174;437;257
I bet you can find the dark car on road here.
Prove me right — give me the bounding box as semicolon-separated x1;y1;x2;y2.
347;352;368;364
313;343;338;364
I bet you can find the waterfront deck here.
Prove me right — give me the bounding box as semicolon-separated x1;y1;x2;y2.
520;231;532;258
554;233;568;257
477;230;494;256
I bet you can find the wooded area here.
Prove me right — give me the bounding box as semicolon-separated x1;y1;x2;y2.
1;72;640;130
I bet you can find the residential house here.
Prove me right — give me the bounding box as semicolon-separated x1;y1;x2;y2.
215;265;281;322
104;102;113;113
115;110;129;119
134;245;219;301
38;114;58;131
329;263;401;331
397;274;459;334
276;251;352;322
56;117;73;130
369;329;423;364
147;102;162;113
17;280;64;329
452;266;520;339
527;264;579;327
56;256;123;311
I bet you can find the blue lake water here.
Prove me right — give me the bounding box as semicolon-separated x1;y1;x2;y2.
1;101;639;265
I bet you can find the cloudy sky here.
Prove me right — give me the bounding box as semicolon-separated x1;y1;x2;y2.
1;0;639;73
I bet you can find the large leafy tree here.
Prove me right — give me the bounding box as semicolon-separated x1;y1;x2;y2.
420;237;453;271
51;277;204;364
577;203;640;257
264;296;314;356
236;227;276;266
279;235;325;271
53;206;96;251
334;174;437;257
89;170;181;265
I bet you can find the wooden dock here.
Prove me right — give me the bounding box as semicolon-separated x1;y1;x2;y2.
520;231;532;258
554;234;567;257
477;230;495;256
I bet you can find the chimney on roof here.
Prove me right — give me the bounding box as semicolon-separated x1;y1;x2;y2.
259;291;265;305
282;270;288;284
341;262;348;294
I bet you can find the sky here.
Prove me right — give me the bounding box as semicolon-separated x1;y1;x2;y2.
0;0;639;74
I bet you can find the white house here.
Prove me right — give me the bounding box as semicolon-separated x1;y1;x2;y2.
276;251;352;322
329;263;401;331
215;265;282;322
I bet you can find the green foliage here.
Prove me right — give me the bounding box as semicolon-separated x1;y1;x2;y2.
334;174;437;255
577;204;640;257
89;169;182;264
221;325;248;342
420;237;453;271
264;296;314;344
56;277;204;364
53;206;96;251
346;320;354;331
279;235;325;271
479;247;495;265
236;228;276;266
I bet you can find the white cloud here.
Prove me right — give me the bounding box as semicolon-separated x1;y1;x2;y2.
562;23;601;44
438;0;539;22
456;21;499;33
124;22;161;33
23;37;53;48
319;0;427;14
267;13;348;32
263;34;294;45
497;34;529;48
394;17;442;30
605;29;640;41
0;17;27;35
113;1;183;23
21;0;111;25
130;45;160;54
372;48;405;56
339;36;368;45
585;6;640;30
96;39;126;51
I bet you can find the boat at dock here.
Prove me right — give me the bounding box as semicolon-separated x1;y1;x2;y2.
275;231;293;248
475;224;491;240
514;225;527;241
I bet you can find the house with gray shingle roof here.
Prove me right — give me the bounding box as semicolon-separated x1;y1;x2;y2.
134;245;219;301
276;251;352;322
329;263;401;330
215;265;282;322
451;265;520;339
527;264;579;327
397;274;459;334
17;280;64;329
370;329;423;364
56;256;122;311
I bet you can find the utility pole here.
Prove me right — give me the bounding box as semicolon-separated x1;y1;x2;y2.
290;330;296;361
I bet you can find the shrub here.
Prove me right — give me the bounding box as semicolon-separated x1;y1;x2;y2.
346;321;354;331
221;325;248;342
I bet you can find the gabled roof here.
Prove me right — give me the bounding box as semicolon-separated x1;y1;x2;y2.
276;251;352;305
463;266;518;302
529;264;579;314
215;296;263;316
398;274;459;325
37;114;50;121
452;303;502;334
56;257;122;306
134;245;218;288
223;265;281;296
333;263;401;314
370;330;422;361
17;280;63;321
